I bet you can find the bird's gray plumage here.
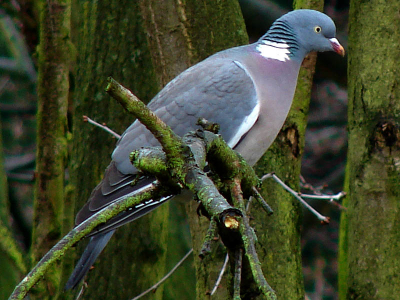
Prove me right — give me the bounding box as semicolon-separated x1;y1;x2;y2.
113;57;259;175
65;9;344;290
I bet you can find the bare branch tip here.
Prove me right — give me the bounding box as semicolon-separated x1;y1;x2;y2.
105;76;115;92
321;217;331;225
224;215;240;229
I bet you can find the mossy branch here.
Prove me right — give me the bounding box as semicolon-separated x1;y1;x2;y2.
106;79;275;299
10;78;276;300
107;77;244;228
8;184;164;300
106;77;186;174
110;78;276;299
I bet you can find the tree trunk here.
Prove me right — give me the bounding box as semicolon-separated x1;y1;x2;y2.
339;1;400;299
67;1;167;299
251;0;324;299
67;1;247;299
31;0;70;298
152;1;249;298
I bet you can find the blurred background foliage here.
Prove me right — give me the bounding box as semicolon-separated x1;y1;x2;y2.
0;0;348;299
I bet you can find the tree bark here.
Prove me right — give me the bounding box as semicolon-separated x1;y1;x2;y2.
67;1;247;299
139;1;248;299
251;0;324;299
67;1;167;299
339;1;400;299
31;0;70;298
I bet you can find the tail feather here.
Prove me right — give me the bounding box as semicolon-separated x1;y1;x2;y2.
65;230;114;290
65;193;172;289
66;163;174;290
88;195;172;237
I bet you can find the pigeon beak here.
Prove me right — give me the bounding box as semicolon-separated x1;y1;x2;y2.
329;38;345;56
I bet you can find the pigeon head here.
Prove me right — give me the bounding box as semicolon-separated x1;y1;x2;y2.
257;9;345;62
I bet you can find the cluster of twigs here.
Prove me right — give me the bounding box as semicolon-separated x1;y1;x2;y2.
107;77;278;299
8;78;277;300
9;78;346;300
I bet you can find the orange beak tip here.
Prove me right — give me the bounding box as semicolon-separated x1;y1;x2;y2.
329;38;345;57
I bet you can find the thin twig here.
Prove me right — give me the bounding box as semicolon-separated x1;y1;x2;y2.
299;176;346;206
245;196;253;212
233;248;243;300
131;248;193;300
231;178;276;300
210;253;229;296
299;175;346;204
251;186;273;215
83;115;121;139
300;191;347;210
300;174;326;194
261;173;329;223
200;218;218;258
74;282;87;300
299;191;346;201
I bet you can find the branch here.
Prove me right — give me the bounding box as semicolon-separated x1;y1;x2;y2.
230;179;276;300
251;186;274;215
233;248;243;300
199;218;218;258
108;78;243;228
106;79;273;297
262;173;330;224
106;77;185;167
11;78;321;300
83;115;121;139
8;184;164;300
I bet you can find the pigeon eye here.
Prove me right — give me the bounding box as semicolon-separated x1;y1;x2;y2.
314;26;322;33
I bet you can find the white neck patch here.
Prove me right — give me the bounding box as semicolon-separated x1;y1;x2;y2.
256;41;291;62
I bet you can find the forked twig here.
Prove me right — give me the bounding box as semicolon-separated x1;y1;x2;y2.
261;173;330;223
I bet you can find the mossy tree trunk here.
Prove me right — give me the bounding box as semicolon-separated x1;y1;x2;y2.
66;1;167;299
140;1;248;299
66;1;247;299
338;1;400;299
251;0;324;299
31;0;70;299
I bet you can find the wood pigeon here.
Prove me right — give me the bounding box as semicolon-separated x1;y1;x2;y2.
65;9;344;289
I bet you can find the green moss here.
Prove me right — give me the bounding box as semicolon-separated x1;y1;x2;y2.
339;0;400;298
